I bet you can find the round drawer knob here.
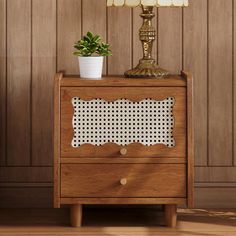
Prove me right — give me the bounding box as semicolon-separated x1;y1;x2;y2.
120;148;127;156
120;178;127;186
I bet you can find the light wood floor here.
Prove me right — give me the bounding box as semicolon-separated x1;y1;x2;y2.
0;207;235;236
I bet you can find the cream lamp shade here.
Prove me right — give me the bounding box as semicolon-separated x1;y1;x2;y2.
107;0;189;7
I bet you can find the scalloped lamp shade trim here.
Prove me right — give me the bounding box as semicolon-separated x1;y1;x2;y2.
107;0;189;7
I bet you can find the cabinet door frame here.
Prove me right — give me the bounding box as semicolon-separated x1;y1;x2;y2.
60;87;187;158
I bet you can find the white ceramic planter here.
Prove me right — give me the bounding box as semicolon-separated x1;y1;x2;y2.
78;56;104;79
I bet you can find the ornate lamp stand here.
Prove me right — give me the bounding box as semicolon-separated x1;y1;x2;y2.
125;6;169;78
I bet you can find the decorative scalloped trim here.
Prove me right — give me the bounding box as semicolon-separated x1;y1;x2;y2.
107;0;189;7
71;97;175;148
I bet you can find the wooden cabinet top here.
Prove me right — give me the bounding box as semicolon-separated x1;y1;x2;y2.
57;71;190;87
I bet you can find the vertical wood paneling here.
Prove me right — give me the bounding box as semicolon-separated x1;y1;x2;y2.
107;7;132;75
158;8;182;74
133;7;157;68
195;167;236;182
0;1;236;207
0;167;52;183
184;0;208;166
82;0;106;36
195;187;236;208
0;187;52;208
57;0;81;74
7;0;31;166
234;0;236;167
32;0;56;166
0;0;6;166
82;0;107;75
208;0;233;166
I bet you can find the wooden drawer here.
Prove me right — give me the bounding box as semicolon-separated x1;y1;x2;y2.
61;164;186;198
61;87;187;158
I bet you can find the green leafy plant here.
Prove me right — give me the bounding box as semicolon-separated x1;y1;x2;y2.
73;31;112;57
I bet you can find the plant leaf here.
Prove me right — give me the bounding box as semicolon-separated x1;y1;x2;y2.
73;31;112;57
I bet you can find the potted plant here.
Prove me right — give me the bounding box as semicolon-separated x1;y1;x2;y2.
73;31;112;79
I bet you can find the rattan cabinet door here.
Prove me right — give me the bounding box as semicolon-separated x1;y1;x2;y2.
61;87;186;158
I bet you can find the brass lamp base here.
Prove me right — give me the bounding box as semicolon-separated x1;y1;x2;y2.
124;5;170;79
125;59;169;78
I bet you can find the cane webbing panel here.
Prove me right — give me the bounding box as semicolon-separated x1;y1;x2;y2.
72;97;175;147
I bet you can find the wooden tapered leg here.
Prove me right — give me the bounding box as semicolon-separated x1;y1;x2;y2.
164;204;177;228
70;204;82;227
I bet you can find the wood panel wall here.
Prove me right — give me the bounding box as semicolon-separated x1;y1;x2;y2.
0;0;236;208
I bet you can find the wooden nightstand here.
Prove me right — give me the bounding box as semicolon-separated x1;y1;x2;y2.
54;72;194;227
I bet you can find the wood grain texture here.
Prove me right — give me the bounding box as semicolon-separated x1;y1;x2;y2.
195;167;236;182
7;0;31;166
208;0;233;166
57;74;191;216
61;197;186;205
184;72;194;208
61;157;187;164
60;86;186;158
195;187;236;208
164;204;177;228
133;7;142;68
183;0;208;166
61;75;187;87
82;0;106;38
107;7;132;75
82;0;107;75
54;73;63;208
57;0;81;74
70;204;82;227
195;182;236;187
158;8;182;74
61;164;186;198
234;0;236;167
32;0;56;166
0;1;236;208
0;167;52;183
1;208;235;234
0;187;52;208
0;182;53;187
0;0;6;166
